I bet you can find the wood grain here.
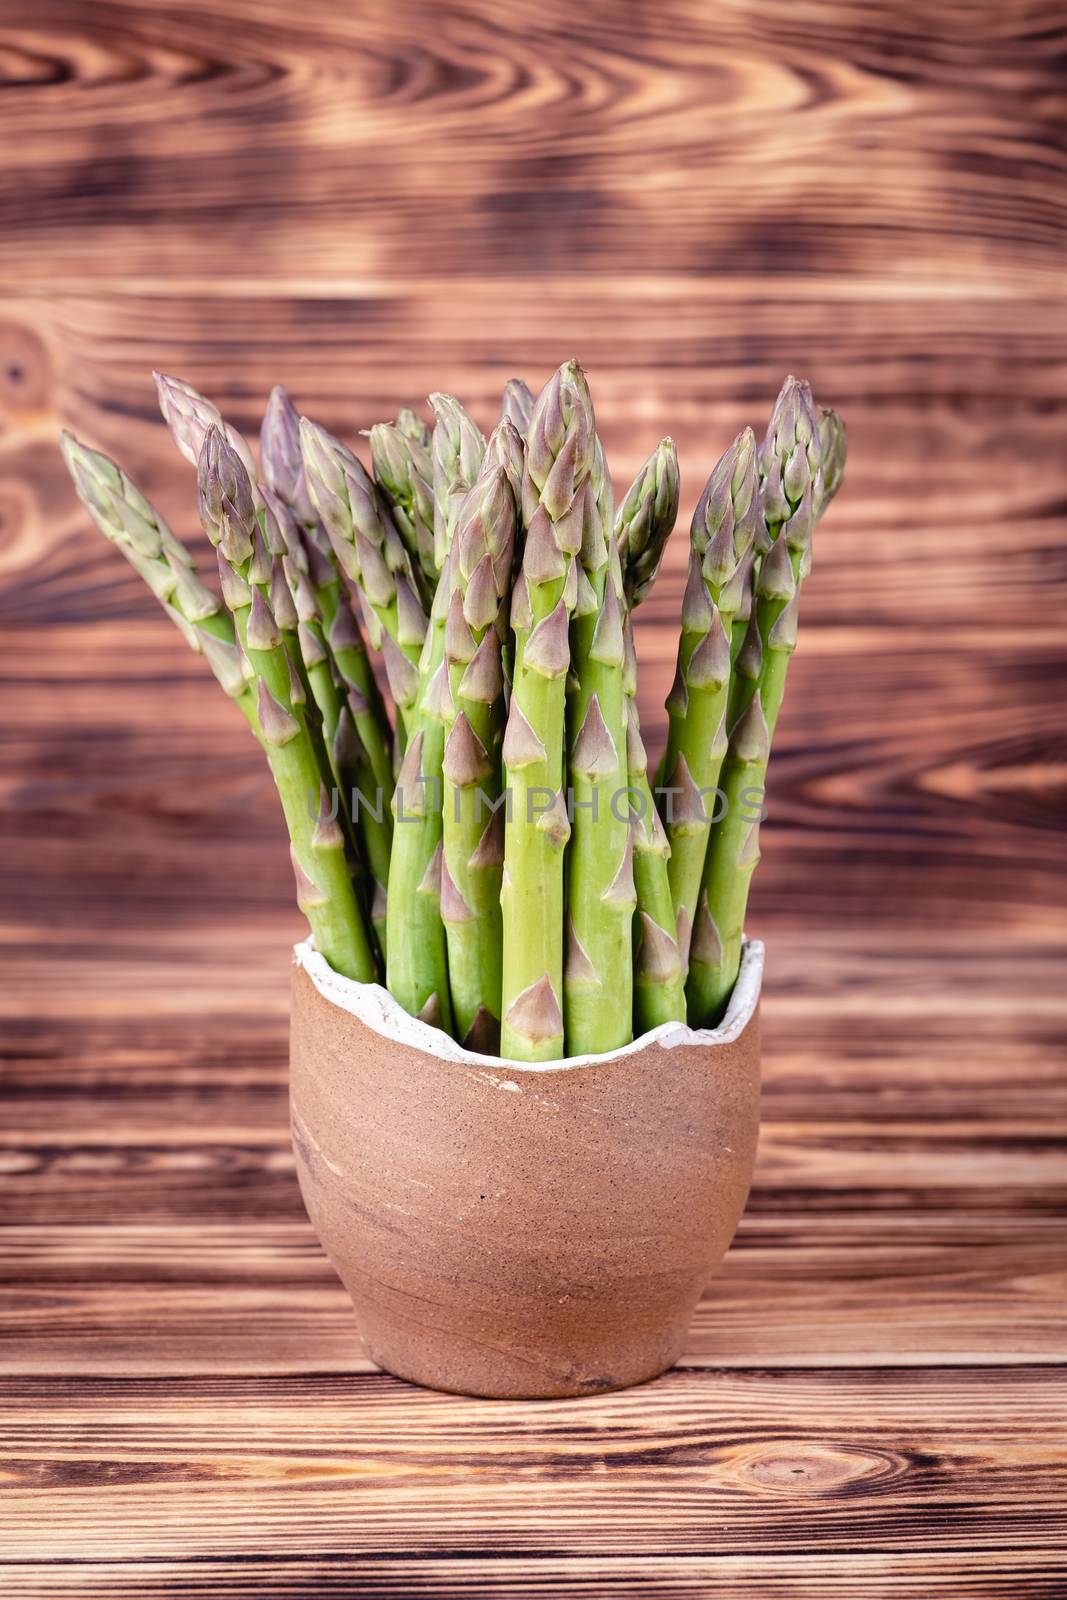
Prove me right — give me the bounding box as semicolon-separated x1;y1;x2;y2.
4;1369;1066;1558
2;0;1066;1594
4;1554;1067;1600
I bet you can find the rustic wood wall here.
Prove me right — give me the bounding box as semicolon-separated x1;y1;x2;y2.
2;1;1066;1594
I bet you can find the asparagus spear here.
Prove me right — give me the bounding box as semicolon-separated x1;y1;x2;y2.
483;407;526;503
429;394;486;571
564;443;635;1055
684;690;771;1028
368;420;437;589
324;595;394;801
727;416;825;754
726;394;845;728
500;360;594;1061
299;418;428;732
612;442;686;1031
385;546;457;1033
269;484;394;797
728;546;758;664
261;391;396;797
500;378;535;438
380;396;488;1044
659;429;760;967
335;690;391;955
725;376;823;779
759;374;821;581
265;501;392;951
154;372;259;497
440;444;517;1050
688;384;846;1025
156;373;379;796
258;492;334;701
625;648;686;1031
255;491;346;792
259;384;316;524
397;407;431;447
197;427;378;983
684;555;792;1031
616;438;680;608
61;433;258;728
378;403;487;1031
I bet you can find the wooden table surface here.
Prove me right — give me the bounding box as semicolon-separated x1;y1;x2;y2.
2;1;1066;1594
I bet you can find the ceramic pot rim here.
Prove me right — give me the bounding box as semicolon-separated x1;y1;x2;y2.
293;937;764;1075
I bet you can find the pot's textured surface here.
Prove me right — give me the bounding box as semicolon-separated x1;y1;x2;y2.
289;961;761;1399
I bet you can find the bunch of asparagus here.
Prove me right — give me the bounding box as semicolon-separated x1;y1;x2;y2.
62;363;844;1059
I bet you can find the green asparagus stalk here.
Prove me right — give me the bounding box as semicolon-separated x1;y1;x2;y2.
253;491;344;806
197;427;377;983
269;514;392;951
368;420;437;590
324;596;394;801
260;462;395;800
727;375;822;756
156;376;367;796
381;394;489;1027
611;442;686;1031
684;691;771;1027
260;495;336;710
616;438;680;608
385;544;457;1032
500;378;535;438
726;555;762;727
759;375;821;581
659;429;760;968
728;546;758;664
379;398;492;1031
429;394;485;571
273;484;394;801
688;381;846;1026
564;443;635;1055
61;433;259;730
500;360;594;1061
299;418;428;733
440;443;518;1050
335;689;391;954
625;655;686;1030
684;551;794;1031
726;394;845;727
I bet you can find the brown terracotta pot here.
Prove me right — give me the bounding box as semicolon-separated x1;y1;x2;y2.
289;940;763;1399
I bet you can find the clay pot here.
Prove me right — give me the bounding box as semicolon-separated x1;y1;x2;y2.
289;940;763;1399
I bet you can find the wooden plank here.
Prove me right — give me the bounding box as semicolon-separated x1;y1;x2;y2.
1;1;1064;289
3;1551;1066;1599
2;1370;1065;1561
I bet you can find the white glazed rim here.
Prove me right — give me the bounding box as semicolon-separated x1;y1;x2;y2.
294;937;764;1075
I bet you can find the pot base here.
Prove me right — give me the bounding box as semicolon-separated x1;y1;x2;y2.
361;1348;678;1401
313;1244;700;1399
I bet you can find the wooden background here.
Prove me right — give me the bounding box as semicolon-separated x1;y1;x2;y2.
2;0;1066;1594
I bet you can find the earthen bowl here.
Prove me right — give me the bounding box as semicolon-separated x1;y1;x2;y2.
289;939;763;1399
